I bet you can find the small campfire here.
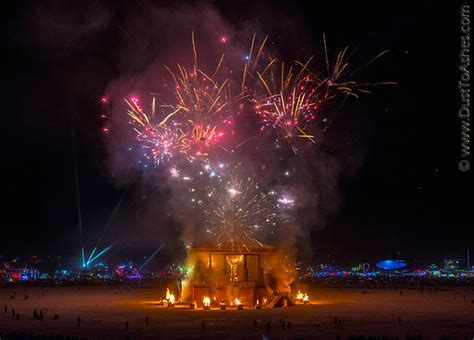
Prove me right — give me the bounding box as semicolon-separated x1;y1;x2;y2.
203;296;211;310
163;288;175;307
295;290;310;304
232;298;243;310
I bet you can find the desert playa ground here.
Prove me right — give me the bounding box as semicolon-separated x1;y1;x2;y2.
0;285;473;339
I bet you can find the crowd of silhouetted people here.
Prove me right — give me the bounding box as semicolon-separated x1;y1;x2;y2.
0;332;464;340
304;273;473;289
0;279;139;289
0;332;85;340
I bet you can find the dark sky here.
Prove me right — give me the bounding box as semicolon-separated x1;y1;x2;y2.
4;0;472;267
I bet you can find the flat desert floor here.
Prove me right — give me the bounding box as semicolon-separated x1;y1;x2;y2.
0;285;473;339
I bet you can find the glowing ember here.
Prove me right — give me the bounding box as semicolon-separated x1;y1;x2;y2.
227;188;241;196
169;166;180;178
277;195;295;208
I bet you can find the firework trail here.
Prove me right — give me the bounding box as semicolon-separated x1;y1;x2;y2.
321;33;396;99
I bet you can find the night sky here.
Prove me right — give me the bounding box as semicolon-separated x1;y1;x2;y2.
4;1;472;267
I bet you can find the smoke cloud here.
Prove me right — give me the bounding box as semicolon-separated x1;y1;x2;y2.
98;2;349;266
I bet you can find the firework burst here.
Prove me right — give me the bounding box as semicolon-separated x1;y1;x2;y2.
126;97;188;166
243;34;395;153
160;32;245;159
241;35;325;152
198;174;277;251
253;58;320;150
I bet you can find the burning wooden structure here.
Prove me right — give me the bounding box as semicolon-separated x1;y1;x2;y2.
181;241;283;307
